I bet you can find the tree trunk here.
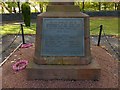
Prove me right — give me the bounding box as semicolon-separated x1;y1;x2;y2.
117;2;120;10
17;2;21;13
39;3;43;13
98;2;101;11
82;1;85;11
2;6;4;13
13;7;16;13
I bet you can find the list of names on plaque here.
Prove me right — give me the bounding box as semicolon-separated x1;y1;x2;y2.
41;18;84;56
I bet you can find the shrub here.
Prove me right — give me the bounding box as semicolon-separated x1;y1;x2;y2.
21;2;31;27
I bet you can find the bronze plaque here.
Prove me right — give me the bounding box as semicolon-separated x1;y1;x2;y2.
41;18;84;56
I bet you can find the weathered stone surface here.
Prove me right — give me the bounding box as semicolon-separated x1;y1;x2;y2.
34;11;91;65
47;5;80;12
28;4;101;80
50;2;74;5
27;59;101;80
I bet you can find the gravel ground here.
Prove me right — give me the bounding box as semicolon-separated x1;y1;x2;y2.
2;45;118;88
1;33;119;89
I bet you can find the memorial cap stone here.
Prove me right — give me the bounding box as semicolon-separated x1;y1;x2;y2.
50;2;74;5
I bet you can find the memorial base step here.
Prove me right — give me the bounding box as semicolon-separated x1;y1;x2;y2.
26;59;101;80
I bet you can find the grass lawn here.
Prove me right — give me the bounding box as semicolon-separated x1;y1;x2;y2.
0;23;36;35
0;17;118;36
90;17;118;36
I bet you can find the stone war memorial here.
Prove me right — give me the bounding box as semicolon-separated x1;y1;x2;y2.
27;2;101;80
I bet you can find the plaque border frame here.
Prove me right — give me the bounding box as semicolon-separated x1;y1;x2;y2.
41;18;85;56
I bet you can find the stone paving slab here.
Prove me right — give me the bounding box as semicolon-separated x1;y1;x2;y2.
1;45;118;88
0;34;35;63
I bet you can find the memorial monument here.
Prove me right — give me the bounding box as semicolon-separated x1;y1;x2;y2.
27;2;101;80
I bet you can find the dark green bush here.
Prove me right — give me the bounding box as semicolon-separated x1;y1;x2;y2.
21;2;31;27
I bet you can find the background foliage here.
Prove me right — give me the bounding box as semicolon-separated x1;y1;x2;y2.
0;2;119;14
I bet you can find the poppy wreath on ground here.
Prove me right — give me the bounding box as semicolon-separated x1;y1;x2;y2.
21;43;33;48
12;60;28;71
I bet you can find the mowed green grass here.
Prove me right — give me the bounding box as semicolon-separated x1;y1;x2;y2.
0;23;36;35
90;17;118;35
0;17;118;36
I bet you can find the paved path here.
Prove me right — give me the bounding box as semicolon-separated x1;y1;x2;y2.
1;34;119;63
0;68;2;90
0;34;35;63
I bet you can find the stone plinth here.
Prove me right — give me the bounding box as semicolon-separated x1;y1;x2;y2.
27;4;101;80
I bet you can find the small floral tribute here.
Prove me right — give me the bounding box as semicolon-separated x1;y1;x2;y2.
12;60;28;71
20;43;33;48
